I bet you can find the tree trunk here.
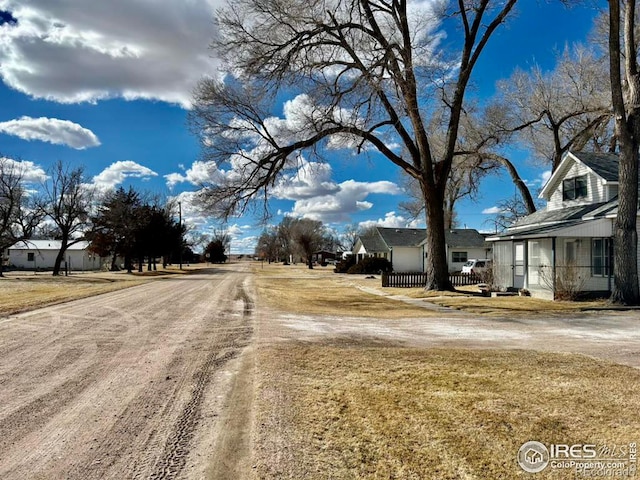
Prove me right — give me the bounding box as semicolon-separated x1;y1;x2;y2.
608;0;640;305
423;197;453;291
610;142;640;304
497;156;537;214
52;237;69;276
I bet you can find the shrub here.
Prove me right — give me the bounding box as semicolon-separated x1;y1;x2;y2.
334;255;356;273
346;263;364;274
354;257;392;274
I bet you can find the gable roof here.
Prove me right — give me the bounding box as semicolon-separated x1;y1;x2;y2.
572;151;619;182
444;229;487;248
355;227;487;252
376;227;426;247
357;233;389;253
539;151;619;200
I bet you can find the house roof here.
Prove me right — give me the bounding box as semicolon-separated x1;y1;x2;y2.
376;227;426;247
540;151;619;200
355;227;487;252
573;151;619;182
511;203;601;229
8;240;90;251
358;234;389;253
444;229;487;248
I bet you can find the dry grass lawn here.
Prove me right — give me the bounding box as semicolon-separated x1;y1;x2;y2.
255;345;640;479
0;265;203;316
0;274;145;316
255;262;609;316
254;263;444;318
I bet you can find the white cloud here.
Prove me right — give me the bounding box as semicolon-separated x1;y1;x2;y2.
358;211;422;230
0;156;48;183
0;0;223;107
0;116;100;149
272;160;340;199
165;160;224;189
91;160;157;191
288;179;403;223
482;206;504;215
524;169;553;188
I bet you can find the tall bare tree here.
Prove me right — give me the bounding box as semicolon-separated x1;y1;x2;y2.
495;45;612;170
479;44;613;216
44;161;93;276
0;157;45;276
191;0;518;290
608;0;640;304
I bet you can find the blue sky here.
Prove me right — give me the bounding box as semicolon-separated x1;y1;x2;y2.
0;0;605;253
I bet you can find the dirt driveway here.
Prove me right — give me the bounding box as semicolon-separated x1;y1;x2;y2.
0;266;255;480
262;301;640;368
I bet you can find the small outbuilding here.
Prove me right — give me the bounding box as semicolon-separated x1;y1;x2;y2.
6;240;103;271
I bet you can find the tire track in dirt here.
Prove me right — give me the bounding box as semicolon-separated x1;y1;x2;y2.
0;267;254;480
0;338;122;455
148;281;254;479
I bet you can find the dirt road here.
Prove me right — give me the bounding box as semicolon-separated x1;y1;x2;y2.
0;266;254;480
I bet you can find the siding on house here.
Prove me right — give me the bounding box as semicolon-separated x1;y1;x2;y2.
547;162;607;211
7;240;102;271
392;246;424;272
447;247;488;273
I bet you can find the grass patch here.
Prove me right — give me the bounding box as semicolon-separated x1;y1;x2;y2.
255;263;609;316
255;345;640;479
0;274;146;316
427;296;607;315
254;263;441;318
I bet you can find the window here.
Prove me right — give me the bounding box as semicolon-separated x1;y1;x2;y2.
592;238;613;276
529;241;540;285
452;251;467;263
27;252;35;262
562;175;588;201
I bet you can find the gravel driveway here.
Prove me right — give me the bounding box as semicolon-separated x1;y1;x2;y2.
0;266;254;480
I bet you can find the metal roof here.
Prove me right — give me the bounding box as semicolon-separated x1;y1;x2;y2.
8;240;90;251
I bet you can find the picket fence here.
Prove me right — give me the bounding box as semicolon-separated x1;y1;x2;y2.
381;272;482;288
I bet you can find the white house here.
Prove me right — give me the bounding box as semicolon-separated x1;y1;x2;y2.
488;151;622;300
7;240;103;271
353;227;489;273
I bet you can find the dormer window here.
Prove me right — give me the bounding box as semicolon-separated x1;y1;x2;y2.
562;175;588;201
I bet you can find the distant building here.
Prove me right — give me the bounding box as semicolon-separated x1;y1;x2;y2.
352;227;490;272
6;240;103;271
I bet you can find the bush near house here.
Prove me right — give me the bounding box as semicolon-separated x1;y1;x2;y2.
334;255;356;273
347;257;392;274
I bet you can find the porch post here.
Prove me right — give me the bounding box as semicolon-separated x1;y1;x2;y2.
551;237;557;298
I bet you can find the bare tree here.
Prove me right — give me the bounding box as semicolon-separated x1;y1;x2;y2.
477;43;613;216
0;157;45;276
495;45;612;171
341;223;362;252
608;0;640;304
191;0;518;290
290;218;326;269
44;161;93;276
